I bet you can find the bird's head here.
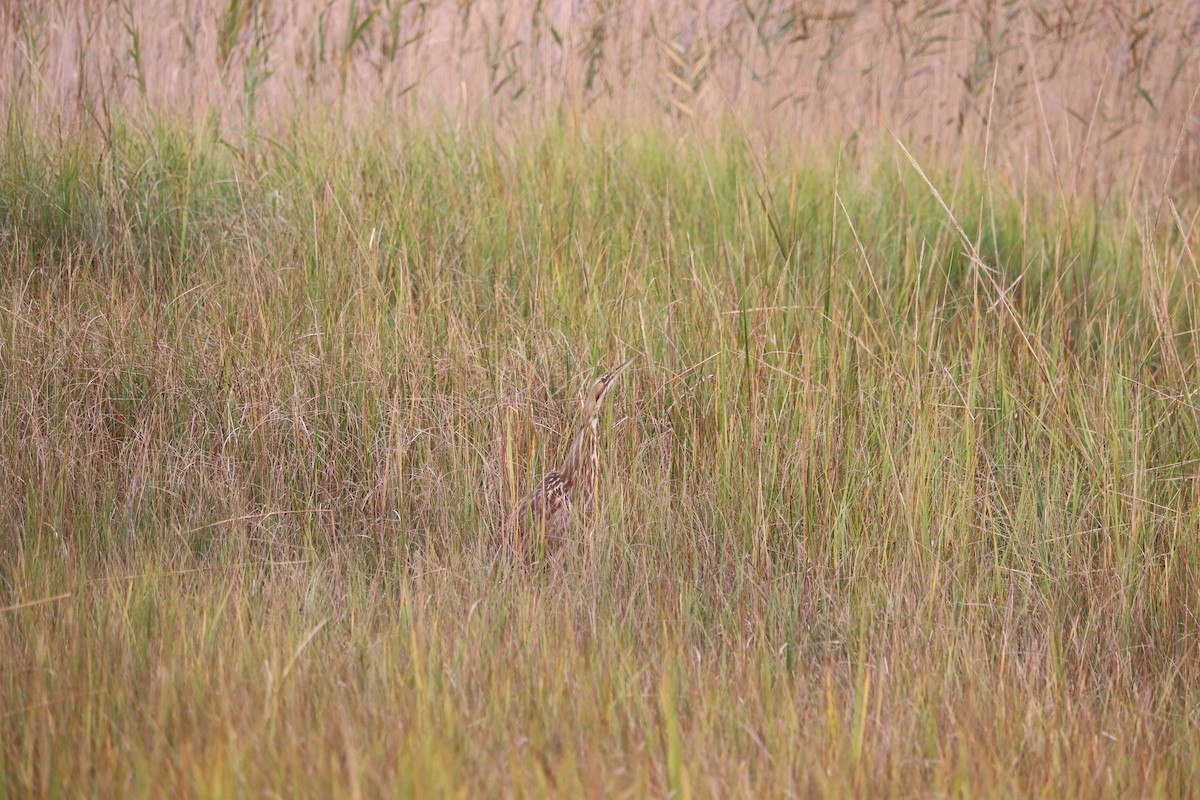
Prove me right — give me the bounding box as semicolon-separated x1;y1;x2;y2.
581;358;633;421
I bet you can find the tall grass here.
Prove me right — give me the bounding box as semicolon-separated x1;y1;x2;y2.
2;1;1198;193
2;115;1199;796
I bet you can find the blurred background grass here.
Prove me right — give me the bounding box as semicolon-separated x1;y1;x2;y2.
4;1;1199;191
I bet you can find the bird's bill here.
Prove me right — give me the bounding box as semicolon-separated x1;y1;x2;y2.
597;357;634;402
609;357;634;381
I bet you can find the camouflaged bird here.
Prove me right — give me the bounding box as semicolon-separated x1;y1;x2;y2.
508;359;633;556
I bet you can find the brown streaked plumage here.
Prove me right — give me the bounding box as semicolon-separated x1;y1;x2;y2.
508;359;633;556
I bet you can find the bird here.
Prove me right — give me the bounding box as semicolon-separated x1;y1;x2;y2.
507;358;633;557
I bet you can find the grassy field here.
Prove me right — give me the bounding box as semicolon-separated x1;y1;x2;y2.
2;116;1199;797
3;2;1200;798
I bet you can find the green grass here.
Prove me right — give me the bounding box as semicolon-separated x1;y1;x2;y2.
2;117;1199;797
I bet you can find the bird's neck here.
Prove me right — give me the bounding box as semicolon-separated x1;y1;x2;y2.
561;416;600;489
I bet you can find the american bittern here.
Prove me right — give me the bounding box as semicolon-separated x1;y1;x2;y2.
508;358;633;555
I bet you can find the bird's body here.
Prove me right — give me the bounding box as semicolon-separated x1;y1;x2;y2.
508;359;632;556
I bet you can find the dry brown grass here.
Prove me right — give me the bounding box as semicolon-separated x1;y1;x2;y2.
3;1;1199;190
